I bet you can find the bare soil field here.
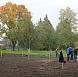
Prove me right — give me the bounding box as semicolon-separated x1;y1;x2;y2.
0;53;78;77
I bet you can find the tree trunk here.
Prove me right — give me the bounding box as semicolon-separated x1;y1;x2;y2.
17;45;19;51
17;40;19;51
13;44;15;51
12;40;16;51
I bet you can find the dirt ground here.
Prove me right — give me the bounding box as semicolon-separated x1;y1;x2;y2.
0;53;78;77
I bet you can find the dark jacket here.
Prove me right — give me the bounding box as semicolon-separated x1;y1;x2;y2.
73;49;78;55
59;51;64;62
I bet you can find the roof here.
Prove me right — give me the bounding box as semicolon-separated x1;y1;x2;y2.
0;44;4;46
0;41;5;44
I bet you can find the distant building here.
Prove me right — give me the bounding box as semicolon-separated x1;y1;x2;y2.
0;40;11;47
0;41;5;46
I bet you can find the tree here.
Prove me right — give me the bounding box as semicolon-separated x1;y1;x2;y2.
34;15;56;50
56;6;78;47
0;2;32;51
18;14;34;49
74;40;78;47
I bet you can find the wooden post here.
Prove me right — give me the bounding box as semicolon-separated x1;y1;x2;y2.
62;63;63;69
28;48;30;60
62;48;63;52
22;50;23;57
28;52;29;60
66;54;67;57
49;52;50;58
1;47;2;57
49;46;50;58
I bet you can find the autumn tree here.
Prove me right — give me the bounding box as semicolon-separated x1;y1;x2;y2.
0;2;32;50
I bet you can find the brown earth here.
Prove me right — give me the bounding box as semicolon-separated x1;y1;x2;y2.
0;53;78;77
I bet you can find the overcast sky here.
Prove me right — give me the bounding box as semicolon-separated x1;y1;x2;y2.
0;0;78;29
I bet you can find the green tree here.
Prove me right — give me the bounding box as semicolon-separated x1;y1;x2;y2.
34;15;56;50
18;14;34;50
56;6;77;47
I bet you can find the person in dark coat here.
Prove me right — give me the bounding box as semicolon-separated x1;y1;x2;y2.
59;51;66;63
73;47;78;61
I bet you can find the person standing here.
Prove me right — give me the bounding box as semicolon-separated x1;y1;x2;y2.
73;47;78;61
67;47;71;61
67;46;73;61
56;47;59;57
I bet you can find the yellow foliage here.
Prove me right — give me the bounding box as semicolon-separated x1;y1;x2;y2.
10;26;11;28
21;29;23;31
15;26;17;29
6;2;12;7
74;41;78;47
0;2;32;31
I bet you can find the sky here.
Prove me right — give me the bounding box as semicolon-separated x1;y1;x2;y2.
0;0;78;29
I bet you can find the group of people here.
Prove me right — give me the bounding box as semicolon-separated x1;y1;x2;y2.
56;47;78;63
67;46;78;61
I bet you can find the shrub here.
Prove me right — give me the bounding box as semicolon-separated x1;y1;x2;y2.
0;46;6;50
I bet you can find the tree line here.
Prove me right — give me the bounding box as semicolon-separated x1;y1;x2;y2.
0;2;78;51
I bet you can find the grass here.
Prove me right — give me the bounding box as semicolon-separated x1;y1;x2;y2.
1;49;67;57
